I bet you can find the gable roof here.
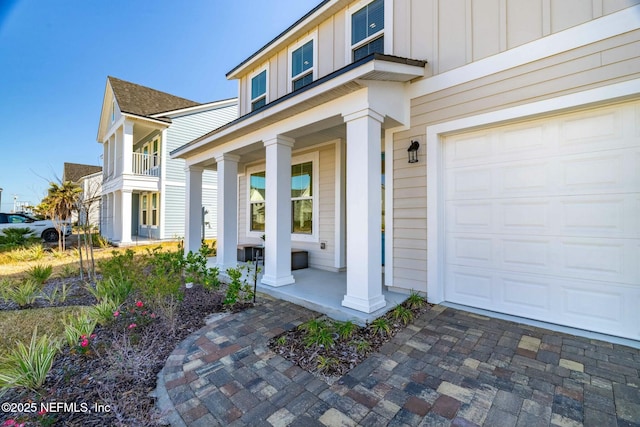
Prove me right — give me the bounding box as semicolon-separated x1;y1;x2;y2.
108;76;201;118
63;163;102;183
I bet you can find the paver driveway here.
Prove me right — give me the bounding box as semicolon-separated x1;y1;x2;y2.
157;295;640;426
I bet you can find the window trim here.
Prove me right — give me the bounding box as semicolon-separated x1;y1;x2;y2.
249;65;269;112
345;0;393;64
140;191;160;229
245;151;319;242
287;31;318;92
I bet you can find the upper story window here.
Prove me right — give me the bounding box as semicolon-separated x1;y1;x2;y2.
351;0;384;61
251;69;267;111
290;38;315;91
111;100;116;123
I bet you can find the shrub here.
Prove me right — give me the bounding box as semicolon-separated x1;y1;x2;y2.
406;291;426;310
391;305;414;326
0;327;59;394
98;249;142;285
88;298;120;326
4;280;41;308
27;264;53;285
334;320;358;340
0;227;35;246
223;264;254;308
371;317;392;337
87;277;133;306
300;319;335;348
62;312;97;349
316;355;338;373
6;244;45;262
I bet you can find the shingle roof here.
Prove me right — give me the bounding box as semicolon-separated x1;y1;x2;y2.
63;163;102;183
108;76;201;118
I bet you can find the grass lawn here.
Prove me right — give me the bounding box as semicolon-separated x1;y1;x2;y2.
0;306;90;355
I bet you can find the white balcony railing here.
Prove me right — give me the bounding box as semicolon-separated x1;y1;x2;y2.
132;152;160;177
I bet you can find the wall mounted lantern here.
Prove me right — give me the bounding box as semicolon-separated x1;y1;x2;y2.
408;140;420;163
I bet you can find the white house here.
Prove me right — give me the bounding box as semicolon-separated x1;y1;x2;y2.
97;77;237;245
172;0;640;341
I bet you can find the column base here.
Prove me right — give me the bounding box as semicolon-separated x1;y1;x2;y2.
261;274;295;287
342;294;386;314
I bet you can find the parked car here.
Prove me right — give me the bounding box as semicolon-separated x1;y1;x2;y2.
0;212;71;242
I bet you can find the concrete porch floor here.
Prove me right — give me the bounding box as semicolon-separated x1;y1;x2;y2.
206;257;407;324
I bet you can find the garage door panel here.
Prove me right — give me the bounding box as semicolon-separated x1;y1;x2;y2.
442;101;640;340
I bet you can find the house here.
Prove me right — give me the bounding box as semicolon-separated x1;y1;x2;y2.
96;76;237;245
62;162;103;229
171;0;640;341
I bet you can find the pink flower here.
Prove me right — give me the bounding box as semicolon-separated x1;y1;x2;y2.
113;311;120;317
150;313;156;318
128;323;137;329
80;335;86;340
3;420;17;427
81;339;89;347
38;408;47;416
90;334;97;339
136;301;144;308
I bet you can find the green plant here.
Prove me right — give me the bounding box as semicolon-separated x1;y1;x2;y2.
275;335;287;346
406;291;426;310
62;312;97;348
98;249;142;284
87;277;133;306
316;355;338;373
334;320;358;340
7;244;45;262
4;280;41;308
91;233;110;248
351;339;371;352
391;305;414;326
300;319;335;348
371;317;392;337
223;265;254;307
27;264;53;285
88;298;120;326
0;327;59;394
0;227;35;246
58;264;78;278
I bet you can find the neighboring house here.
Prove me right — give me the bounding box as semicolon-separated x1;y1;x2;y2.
62;162;102;227
172;1;640;341
96;76;237;245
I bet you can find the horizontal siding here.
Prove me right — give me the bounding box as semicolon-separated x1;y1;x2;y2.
163;185;186;239
165;104;237;182
202;186;217;239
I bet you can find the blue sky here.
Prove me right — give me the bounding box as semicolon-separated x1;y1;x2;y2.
0;0;320;212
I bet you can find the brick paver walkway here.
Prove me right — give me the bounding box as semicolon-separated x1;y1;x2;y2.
157;295;640;426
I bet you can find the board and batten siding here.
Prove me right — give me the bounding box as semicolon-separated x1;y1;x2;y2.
390;14;640;293
238;143;337;271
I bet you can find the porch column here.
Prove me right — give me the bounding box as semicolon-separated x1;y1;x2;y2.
185;165;203;255
122;121;133;175
215;154;239;270
342;109;386;313
120;190;132;245
261;136;295;287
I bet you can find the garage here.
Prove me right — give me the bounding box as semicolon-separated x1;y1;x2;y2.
441;101;640;340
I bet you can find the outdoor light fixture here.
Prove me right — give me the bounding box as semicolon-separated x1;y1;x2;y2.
408;140;420;163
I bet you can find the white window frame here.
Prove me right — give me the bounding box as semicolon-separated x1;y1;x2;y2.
140;191;160;229
246;151;319;242
249;65;269;112
344;0;393;64
287;31;318;92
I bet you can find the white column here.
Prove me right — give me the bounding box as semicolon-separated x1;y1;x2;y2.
261;136;295;287
215;154;239;270
113;191;122;242
342;109;386;313
334;139;347;270
120;190;132;244
123;121;134;175
185;165;203;255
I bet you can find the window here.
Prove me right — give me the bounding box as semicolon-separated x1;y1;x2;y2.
351;0;384;61
249;171;266;231
251;69;267;111
247;154;318;240
111;100;115;123
291;162;313;234
291;40;314;91
152;138;160;168
151;193;158;226
141;195;148;226
140;192;159;227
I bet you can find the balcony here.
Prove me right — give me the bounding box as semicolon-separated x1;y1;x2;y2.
132;152;160;177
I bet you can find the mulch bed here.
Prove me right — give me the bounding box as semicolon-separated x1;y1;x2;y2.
0;280;232;427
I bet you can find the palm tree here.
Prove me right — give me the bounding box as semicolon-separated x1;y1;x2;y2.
42;181;81;251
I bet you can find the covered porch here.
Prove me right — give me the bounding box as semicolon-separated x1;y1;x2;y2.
172;54;426;316
207;257;407;324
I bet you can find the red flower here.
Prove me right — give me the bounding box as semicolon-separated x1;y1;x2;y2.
128;323;137;329
38;408;47;416
135;301;144;308
81;339;89;347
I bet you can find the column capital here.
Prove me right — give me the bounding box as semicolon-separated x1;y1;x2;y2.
184;164;204;173
214;153;241;163
263;135;295;148
342;108;384;124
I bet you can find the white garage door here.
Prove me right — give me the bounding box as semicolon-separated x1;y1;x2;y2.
443;101;640;340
